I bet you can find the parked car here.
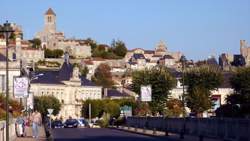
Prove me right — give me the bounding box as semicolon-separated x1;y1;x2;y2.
52;120;64;128
77;119;89;128
64;119;78;128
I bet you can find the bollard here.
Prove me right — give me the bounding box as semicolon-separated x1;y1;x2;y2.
153;128;156;135
143;127;146;133
199;135;203;141
165;131;169;136
180;131;184;139
135;127;138;132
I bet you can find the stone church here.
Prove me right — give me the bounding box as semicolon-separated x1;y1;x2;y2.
36;8;91;58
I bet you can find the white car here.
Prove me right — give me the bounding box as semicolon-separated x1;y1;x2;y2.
77;119;89;128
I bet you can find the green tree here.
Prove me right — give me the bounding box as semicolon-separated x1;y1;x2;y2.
185;65;223;116
80;66;89;77
34;95;61;118
85;38;98;54
216;67;250;118
164;99;183;117
111;39;127;57
82;99;104;118
45;49;64;58
131;66;176;113
92;63;114;88
30;38;41;48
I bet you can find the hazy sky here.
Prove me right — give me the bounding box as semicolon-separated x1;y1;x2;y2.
1;0;250;60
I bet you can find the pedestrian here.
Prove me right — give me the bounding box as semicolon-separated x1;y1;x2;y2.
31;109;42;139
16;113;25;137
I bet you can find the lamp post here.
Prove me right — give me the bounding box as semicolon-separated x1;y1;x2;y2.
180;55;187;118
0;21;14;141
27;73;44;114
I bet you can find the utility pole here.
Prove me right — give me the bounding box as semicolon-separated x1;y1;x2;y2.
89;103;91;122
180;55;187;118
0;21;14;141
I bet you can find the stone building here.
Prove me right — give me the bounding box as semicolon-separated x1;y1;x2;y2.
125;41;182;70
240;40;250;66
30;58;102;119
36;8;91;58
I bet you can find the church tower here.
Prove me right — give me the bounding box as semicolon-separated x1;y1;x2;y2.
44;8;56;33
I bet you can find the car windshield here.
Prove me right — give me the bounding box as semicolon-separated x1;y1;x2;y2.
53;121;62;124
66;119;77;123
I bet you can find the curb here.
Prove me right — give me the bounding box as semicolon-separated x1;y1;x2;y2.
108;126;180;141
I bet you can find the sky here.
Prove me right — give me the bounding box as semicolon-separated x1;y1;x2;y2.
1;0;250;60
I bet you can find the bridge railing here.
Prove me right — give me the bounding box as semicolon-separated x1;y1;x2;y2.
126;117;250;141
0;119;17;141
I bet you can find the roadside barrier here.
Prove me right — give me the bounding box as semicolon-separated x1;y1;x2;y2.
126;117;250;141
0;119;17;141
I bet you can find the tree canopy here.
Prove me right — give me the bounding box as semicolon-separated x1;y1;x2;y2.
184;65;223;115
92;63;114;88
111;39;127;57
82;99;135;118
216;67;250;118
29;38;41;49
131;66;176;113
34;95;61;118
45;49;64;58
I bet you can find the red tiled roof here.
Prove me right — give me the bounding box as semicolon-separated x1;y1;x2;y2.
83;60;94;65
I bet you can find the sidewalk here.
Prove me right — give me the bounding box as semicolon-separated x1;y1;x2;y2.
15;125;46;141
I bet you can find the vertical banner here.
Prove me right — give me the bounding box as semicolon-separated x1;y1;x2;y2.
140;85;152;101
13;77;29;98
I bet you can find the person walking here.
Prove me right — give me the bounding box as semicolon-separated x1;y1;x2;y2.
16;113;25;137
31;110;42;139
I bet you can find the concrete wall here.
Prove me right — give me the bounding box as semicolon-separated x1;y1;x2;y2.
0;119;16;141
126;117;250;141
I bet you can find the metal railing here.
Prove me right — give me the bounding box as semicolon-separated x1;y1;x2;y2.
0;119;16;141
126;117;250;141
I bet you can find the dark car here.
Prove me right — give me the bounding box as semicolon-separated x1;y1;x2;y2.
64;119;78;128
52;120;64;128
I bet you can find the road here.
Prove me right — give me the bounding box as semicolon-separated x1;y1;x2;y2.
51;128;177;141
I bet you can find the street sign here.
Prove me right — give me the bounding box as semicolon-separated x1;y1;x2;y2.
140;85;152;101
120;105;132;117
47;108;54;115
13;77;29;98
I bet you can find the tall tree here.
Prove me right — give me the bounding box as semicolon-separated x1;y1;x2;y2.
216;67;250;118
131;66;176;113
92;63;114;88
30;38;41;48
185;65;223;116
111;39;127;57
86;38;98;53
34;95;61;118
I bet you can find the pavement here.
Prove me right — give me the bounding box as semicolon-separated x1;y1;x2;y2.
15;125;46;141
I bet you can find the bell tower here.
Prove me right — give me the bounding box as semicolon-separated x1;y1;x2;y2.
44;8;56;33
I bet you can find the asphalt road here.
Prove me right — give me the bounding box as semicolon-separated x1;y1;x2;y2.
51;128;177;141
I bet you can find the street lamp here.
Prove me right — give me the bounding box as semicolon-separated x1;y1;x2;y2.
180;55;187;118
27;73;44;114
0;21;14;141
